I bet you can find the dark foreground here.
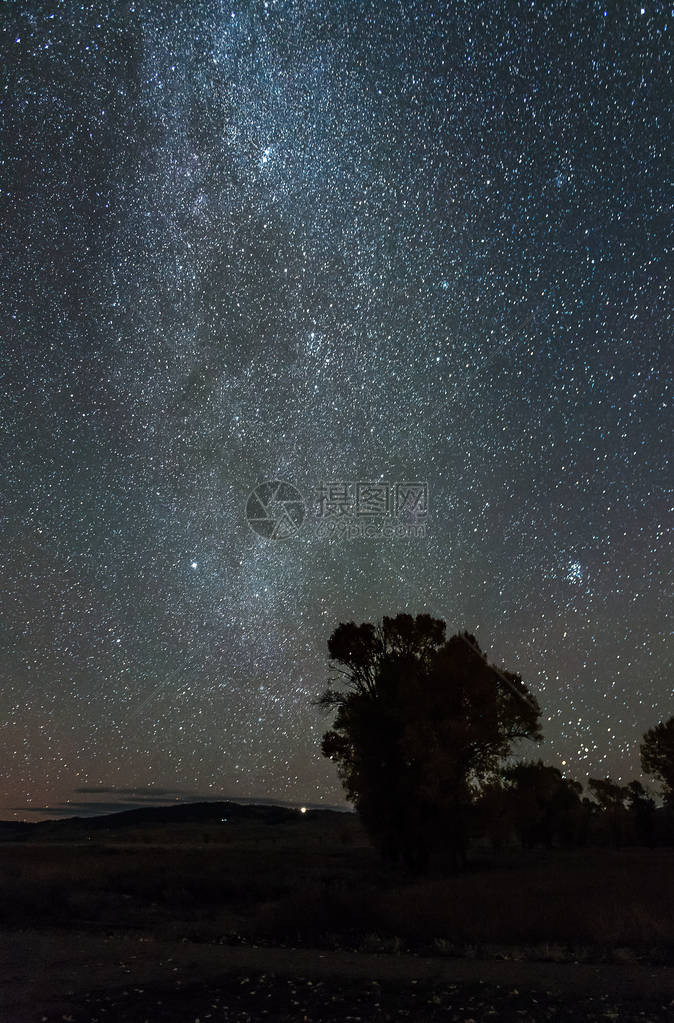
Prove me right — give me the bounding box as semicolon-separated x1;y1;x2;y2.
26;974;674;1023
1;806;674;1020
2;930;674;1023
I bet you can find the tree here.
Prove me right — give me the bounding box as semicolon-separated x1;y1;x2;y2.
475;778;512;851
318;614;542;871
502;761;584;849
640;717;674;805
587;777;629;847
625;780;657;847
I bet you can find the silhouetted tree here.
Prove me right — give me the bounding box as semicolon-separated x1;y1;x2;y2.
318;614;542;872
579;795;597;846
587;777;629;846
474;778;512;851
557;777;585;846
502;760;583;848
625;780;657;847
640;717;674;806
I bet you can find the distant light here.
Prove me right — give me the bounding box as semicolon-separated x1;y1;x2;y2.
191;561;198;569
221;818;228;822
299;806;307;814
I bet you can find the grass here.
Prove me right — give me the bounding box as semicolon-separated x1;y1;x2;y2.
1;815;672;956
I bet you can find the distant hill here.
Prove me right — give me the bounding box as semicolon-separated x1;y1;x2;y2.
0;800;347;842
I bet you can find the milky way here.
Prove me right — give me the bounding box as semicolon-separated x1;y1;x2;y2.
1;1;671;817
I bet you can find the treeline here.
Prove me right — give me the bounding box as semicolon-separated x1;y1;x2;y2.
476;764;673;851
317;613;674;871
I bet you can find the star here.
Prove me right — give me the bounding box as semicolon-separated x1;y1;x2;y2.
0;0;669;818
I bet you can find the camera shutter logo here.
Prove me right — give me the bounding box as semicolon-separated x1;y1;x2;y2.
246;480;306;539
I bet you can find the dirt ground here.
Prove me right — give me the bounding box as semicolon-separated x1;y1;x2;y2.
2;928;674;1022
2;814;674;1020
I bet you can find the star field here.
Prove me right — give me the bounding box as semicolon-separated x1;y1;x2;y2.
0;0;671;817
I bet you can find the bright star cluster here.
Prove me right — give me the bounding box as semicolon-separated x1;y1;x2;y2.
0;1;671;818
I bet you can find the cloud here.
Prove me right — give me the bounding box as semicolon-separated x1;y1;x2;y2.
10;801;148;817
73;786;179;797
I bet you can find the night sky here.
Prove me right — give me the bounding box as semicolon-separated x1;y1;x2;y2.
1;1;671;819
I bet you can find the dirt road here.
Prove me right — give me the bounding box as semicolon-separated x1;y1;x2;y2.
1;929;673;1022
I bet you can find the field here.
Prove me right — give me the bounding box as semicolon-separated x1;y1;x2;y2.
1;804;673;1021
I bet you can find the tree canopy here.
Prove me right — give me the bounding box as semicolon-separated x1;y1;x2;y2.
319;613;542;870
640;717;674;805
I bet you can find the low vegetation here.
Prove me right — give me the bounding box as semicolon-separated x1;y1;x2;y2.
1;805;673;961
